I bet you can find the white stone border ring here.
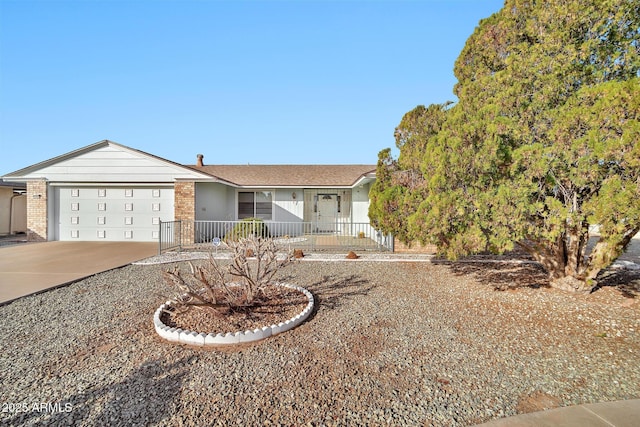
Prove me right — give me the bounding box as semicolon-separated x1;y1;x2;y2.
154;284;314;346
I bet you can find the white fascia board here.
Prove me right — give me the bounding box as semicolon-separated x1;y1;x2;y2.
175;177;239;187
48;182;175;187
235;185;357;189
1;176;48;182
3;140;214;183
105;141;213;179
351;175;376;188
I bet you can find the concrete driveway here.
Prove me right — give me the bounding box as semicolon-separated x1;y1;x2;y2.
0;241;157;304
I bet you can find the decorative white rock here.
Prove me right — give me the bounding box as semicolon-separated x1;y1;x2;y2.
154;283;314;346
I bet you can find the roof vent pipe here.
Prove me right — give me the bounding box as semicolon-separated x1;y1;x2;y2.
196;154;204;167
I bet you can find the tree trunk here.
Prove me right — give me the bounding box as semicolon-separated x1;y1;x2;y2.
585;225;640;281
520;232;594;294
527;235;566;279
564;223;589;278
549;275;593;294
522;224;640;294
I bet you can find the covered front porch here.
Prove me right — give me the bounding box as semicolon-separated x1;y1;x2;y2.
194;183;372;224
159;219;393;254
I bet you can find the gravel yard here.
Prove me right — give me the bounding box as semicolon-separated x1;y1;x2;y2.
1;257;639;426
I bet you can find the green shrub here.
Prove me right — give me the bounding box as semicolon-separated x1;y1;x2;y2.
225;218;270;241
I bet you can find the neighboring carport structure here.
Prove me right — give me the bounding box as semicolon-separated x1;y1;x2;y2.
0;179;26;235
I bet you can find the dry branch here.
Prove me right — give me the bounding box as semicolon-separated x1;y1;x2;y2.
163;236;295;314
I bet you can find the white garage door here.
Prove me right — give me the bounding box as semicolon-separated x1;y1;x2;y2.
55;186;174;241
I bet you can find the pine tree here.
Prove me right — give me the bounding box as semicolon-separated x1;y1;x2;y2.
370;0;640;292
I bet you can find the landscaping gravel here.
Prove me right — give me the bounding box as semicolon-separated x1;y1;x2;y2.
0;257;639;426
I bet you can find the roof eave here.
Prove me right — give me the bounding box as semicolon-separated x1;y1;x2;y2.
231;184;368;189
351;171;376;187
2;140;215;181
2;140;123;178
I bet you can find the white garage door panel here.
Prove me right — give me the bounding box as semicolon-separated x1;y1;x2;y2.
57;186;174;241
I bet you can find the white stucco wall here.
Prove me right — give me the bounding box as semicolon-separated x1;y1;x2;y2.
226;188;236;219
11;195;27;233
195;182;234;221
0;187;12;234
194;184;373;236
274;189;304;222
351;183;371;223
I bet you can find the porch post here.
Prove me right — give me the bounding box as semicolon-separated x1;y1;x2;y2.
26;179;48;242
174;180;195;246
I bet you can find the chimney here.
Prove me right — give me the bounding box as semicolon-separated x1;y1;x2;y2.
196;154;204;167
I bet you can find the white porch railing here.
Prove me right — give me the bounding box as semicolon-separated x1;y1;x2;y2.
159;220;393;254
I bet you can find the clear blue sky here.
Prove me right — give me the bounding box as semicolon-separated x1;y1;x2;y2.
0;0;504;175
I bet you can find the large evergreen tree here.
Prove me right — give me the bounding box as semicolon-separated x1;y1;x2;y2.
369;104;449;244
370;0;640;293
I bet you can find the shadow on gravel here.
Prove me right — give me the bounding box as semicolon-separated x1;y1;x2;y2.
593;269;640;298
310;274;375;309
6;357;192;426
436;257;640;297
304;274;375;318
433;259;550;291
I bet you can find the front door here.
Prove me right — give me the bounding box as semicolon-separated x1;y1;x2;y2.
316;194;337;232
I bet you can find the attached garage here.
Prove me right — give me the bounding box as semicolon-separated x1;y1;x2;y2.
2;140;214;242
54;185;174;241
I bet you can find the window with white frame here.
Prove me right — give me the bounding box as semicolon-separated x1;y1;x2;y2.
238;191;272;220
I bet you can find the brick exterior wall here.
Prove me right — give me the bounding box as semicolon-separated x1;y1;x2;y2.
27;180;48;242
393;238;437;254
174;181;195;245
